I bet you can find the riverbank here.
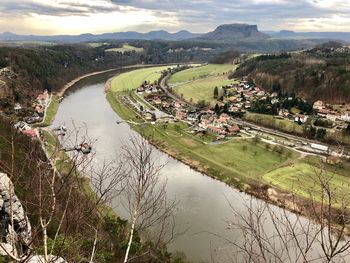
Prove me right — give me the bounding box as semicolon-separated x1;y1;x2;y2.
106;83;350;234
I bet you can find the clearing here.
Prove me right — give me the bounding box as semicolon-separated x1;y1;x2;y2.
169;64;236;84
106;44;144;53
174;75;237;105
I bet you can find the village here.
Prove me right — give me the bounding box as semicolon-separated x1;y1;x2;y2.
11;66;350;163
133;73;350;142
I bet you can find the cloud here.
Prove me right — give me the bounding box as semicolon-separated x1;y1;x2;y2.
1;0;350;34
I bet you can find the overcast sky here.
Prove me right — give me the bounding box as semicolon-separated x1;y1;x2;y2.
1;0;350;35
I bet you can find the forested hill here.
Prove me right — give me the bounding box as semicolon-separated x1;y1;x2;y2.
0;44;145;114
232;46;350;104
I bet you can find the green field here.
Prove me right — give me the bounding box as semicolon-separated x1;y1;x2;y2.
263;161;350;205
174;75;237;105
110;66;172;92
169;64;236;84
106;44;144;53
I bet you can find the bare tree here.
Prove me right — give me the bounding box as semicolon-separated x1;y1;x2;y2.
224;161;350;263
0;124;125;262
120;136;176;263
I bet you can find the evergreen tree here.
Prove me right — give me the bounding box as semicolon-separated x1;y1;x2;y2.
213;86;219;99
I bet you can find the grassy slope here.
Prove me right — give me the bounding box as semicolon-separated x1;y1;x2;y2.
170;64;238;105
169;64;235;83
106;44;144;53
174;75;235;105
110;65;171;92
263;160;350;205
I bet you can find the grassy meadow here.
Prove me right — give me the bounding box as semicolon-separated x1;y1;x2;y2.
110;65;172;92
169;64;236;84
174;75;236;105
106;44;144;53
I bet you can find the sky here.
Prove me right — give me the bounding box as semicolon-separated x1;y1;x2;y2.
1;0;350;35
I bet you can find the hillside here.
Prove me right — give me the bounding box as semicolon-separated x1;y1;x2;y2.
0;44;145;115
0;30;200;43
232;46;350;104
195;24;269;42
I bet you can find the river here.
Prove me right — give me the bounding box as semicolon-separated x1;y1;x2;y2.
51;70;344;263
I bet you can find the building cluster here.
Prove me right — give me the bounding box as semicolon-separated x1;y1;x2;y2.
24;90;50;124
313;100;350;125
220;78;267;113
14;90;51;138
141;88;241;139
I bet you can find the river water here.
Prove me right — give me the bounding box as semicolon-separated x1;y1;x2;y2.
51;70;343;263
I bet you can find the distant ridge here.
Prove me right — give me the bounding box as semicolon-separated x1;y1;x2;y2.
0;30;201;43
2;24;350;43
268;30;350;42
194;24;269;41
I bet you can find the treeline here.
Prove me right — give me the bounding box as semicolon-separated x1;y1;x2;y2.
232;48;350;104
209;49;240;64
0;44;143;112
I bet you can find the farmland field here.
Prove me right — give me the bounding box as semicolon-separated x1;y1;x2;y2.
110;65;172;92
169;64;236;84
106;44;144;53
174;75;237;105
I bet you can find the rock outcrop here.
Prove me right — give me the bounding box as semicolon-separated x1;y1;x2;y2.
0;172;32;255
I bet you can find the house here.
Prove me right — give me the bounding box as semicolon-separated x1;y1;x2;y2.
14;121;30;131
313;100;325;110
14;103;22;111
162;101;171;108
326;113;338;122
35;105;45;116
207;125;225;135
294;114;308;124
219;113;229;123
317;108;331;117
37;90;49;106
22;128;38;138
153;97;162;105
229;106;239;112
339;112;350;122
174;100;182;109
226;124;240;135
175;111;186;120
144;112;154;121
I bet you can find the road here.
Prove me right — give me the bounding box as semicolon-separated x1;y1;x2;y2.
158;74;350;159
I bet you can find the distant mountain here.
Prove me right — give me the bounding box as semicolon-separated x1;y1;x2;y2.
195;24;269;42
0;30;201;43
268;30;350;42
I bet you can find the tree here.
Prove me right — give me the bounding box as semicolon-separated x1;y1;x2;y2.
316;128;327;140
213;86;219;99
344;123;350;135
121;136;176;263
0;122;125;262
214;103;220;115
